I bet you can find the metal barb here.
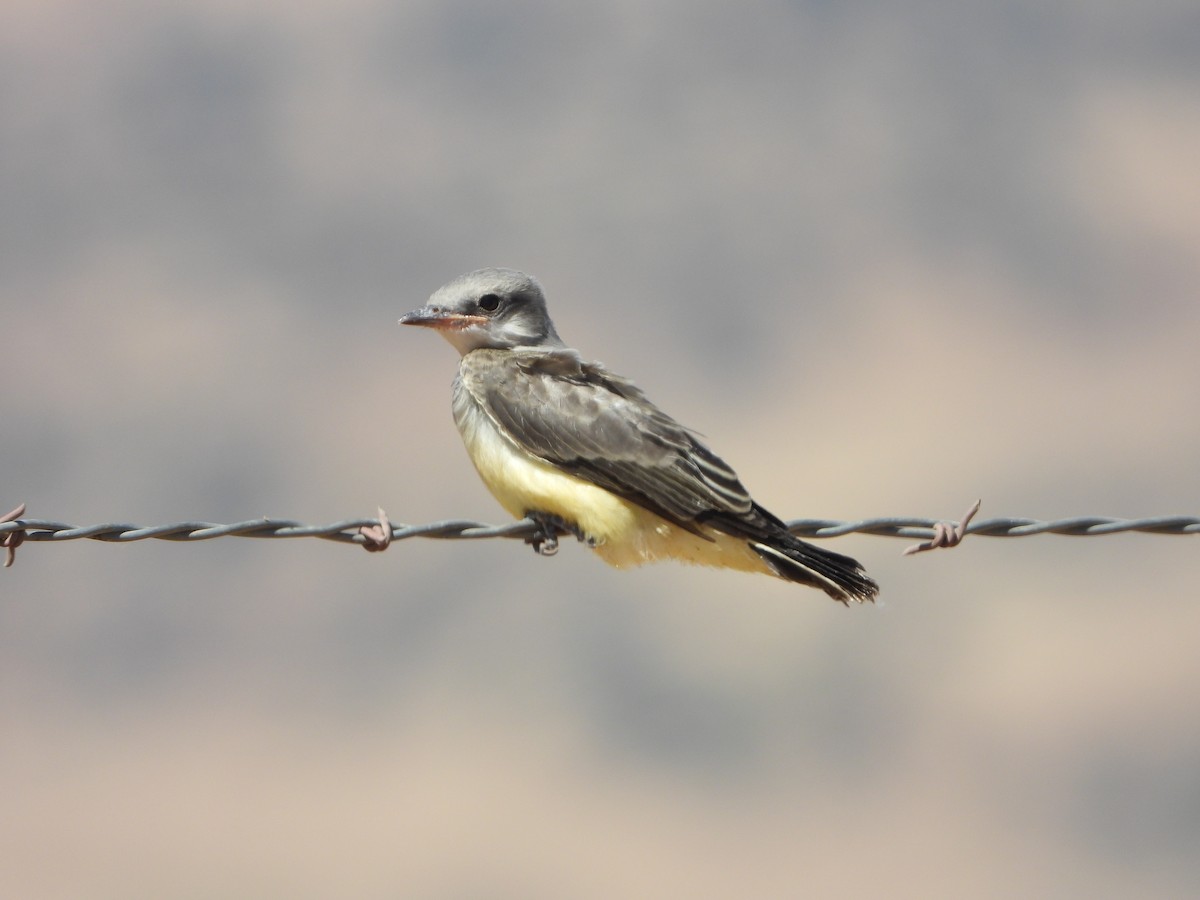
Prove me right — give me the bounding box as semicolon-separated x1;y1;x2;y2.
903;499;982;556
1;502;27;568
358;507;392;552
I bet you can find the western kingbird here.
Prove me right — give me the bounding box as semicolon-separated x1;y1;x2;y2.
400;268;878;604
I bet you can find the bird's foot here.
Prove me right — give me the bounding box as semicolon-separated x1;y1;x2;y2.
525;512;565;556
524;511;595;556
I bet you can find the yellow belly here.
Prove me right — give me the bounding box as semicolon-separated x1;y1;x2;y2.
459;400;637;538
457;399;769;575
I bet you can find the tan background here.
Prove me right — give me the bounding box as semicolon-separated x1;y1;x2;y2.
3;1;1199;897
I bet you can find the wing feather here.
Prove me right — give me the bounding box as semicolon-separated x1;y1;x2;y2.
461;350;753;530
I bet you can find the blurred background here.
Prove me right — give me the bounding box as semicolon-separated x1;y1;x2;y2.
3;1;1199;897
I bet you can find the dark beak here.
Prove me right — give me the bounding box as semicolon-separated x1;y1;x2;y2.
398;306;487;330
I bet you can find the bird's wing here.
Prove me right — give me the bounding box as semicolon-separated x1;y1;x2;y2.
465;350;753;530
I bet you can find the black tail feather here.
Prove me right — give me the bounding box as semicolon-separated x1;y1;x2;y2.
707;504;878;604
749;537;878;604
700;508;878;607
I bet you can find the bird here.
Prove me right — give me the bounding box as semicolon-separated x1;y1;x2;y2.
399;268;878;604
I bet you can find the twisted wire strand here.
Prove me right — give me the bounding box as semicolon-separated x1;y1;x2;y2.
791;515;1200;537
1;516;538;545
3;512;1198;550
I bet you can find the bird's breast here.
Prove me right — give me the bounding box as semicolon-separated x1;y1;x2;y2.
451;376;638;543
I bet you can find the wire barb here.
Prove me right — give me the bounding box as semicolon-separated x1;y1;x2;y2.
903;499;982;556
2;502;1197;570
1;502;27;568
357;507;392;552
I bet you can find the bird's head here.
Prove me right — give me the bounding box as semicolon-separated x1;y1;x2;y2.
400;268;566;356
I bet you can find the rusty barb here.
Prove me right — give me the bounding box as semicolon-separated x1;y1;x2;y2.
903;499;982;556
1;502;26;568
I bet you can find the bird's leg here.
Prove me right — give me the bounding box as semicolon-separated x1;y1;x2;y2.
523;511;596;556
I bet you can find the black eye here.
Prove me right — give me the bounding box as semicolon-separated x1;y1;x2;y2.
478;293;501;312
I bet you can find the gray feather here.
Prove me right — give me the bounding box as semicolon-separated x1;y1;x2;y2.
459;349;753;532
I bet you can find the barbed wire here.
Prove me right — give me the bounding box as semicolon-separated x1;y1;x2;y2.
2;501;1196;568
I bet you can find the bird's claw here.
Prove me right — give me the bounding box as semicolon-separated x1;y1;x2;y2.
524;511;592;557
529;532;560;556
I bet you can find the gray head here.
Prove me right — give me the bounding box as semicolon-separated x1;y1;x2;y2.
399;268;566;356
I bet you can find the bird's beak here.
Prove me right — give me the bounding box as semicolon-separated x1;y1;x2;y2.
398;306;488;330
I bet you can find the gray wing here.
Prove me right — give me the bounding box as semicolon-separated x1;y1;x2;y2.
466;350;753;531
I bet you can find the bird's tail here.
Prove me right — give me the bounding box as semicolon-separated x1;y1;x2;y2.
746;524;879;605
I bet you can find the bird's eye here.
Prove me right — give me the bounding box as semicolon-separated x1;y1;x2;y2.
478;293;501;312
